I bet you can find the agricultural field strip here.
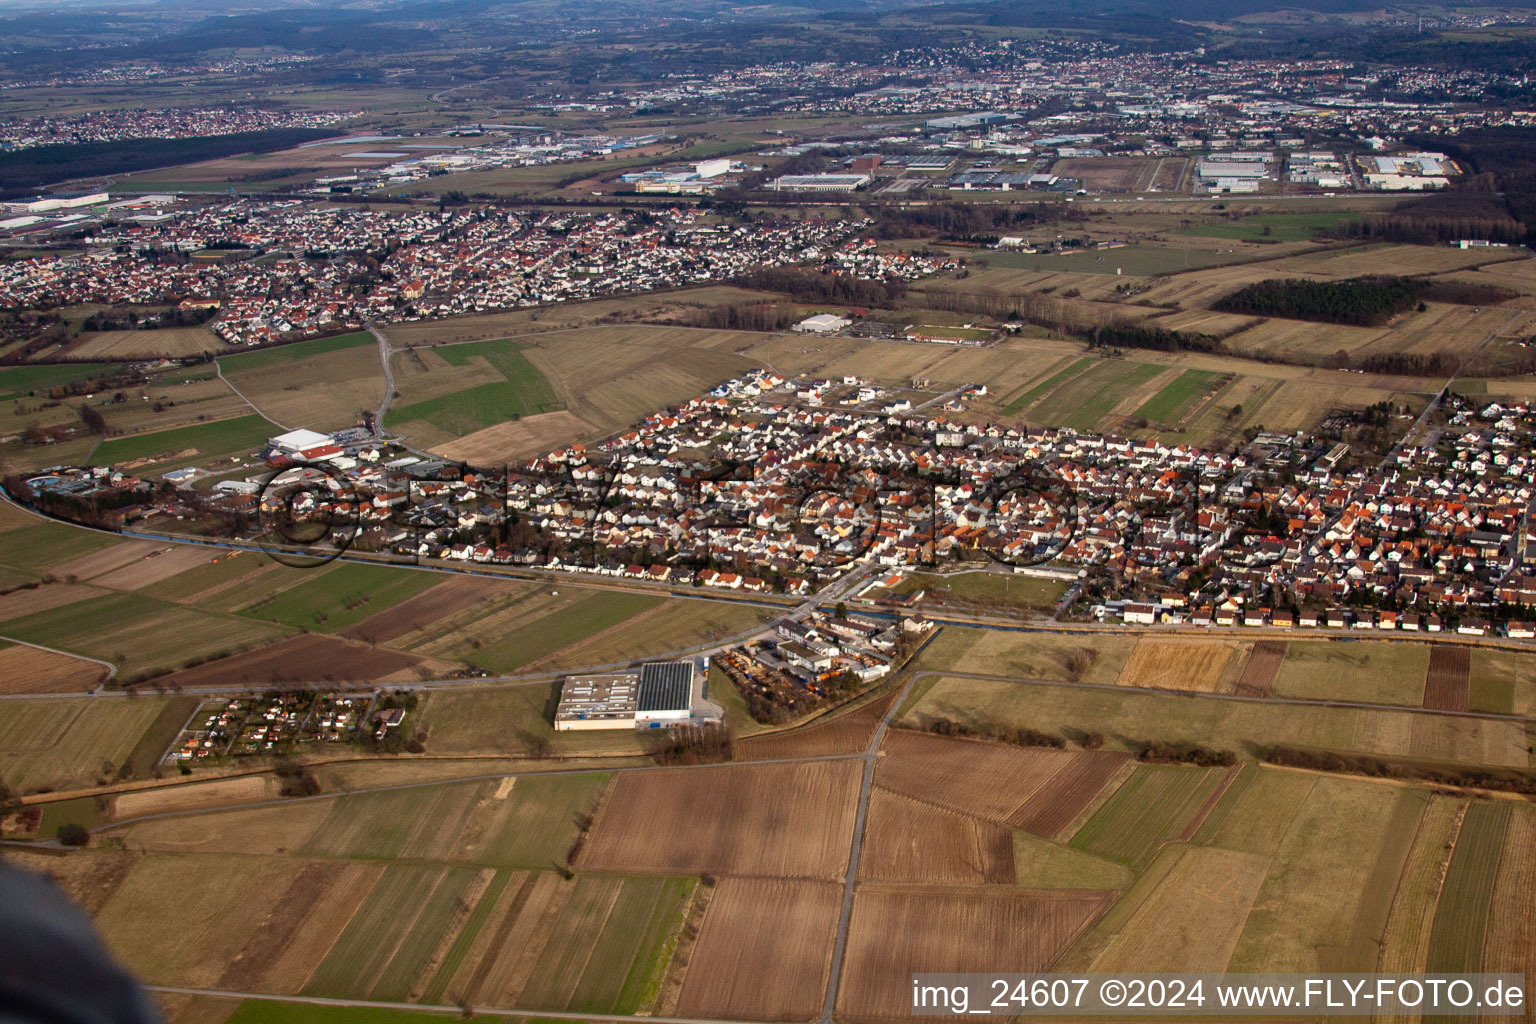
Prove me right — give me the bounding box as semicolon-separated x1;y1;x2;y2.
925;669;1536;724
143;986;761;1024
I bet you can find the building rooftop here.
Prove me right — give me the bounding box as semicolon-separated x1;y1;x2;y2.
637;661;694;712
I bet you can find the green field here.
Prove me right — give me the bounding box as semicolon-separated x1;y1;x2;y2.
1031;360;1165;430
391;338;563;437
0;591;290;677
1425;800;1511;974
226;1001;512;1023
464;590;662;673
1070;764;1226;867
304;863;487;1000
972;245;1272;276
1003;357;1093;414
909;674;1530;770
216;332;376;373
1271;641;1431;706
92;413;274;465
518;873;695;1014
891;570;1068;611
0;362;121;401
0;520;117;575
0;696;169;792
238;562;442;631
1180;212;1357;244
1132;369;1218;424
300;773;610;867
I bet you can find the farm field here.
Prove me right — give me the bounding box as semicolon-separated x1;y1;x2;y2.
913;626;1136;687
874;730;1130;837
0;696;169;791
836;888;1113;1022
906;674;1531;769
677;877;841;1021
388;338;563;440
1115;637;1243;693
66;326;227;360
0;641;108;692
1178;210;1352;244
222;334;385;431
1052;156;1161;192
1269;640;1431;706
0;590;292;680
91;413;274;467
235;561;443;632
579;761;861;878
389;325;759;448
1069;764;1229;867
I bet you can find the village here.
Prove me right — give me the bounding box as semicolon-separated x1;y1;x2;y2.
17;365;1536;643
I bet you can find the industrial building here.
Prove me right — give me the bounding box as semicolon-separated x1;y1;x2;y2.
766;173;870;192
553;660;708;730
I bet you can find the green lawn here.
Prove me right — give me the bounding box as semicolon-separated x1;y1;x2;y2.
894;570;1067;611
238;562;441;631
92;413;273;465
217;332;376;374
1133;369;1218;424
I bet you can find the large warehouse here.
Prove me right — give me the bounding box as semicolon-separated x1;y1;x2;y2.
554;660;703;730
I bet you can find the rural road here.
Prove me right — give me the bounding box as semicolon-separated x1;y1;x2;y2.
368;321;396;437
213;358;289;430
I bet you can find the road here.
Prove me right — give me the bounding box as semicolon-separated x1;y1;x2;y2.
368;321;396;438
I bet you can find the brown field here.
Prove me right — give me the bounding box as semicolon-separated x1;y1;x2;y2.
67;327;227;360
0;581;106;622
113;774;279;820
1154;309;1261;336
1423;645;1471;712
676;878;841;1021
1117;638;1239;692
246;860;385;994
735;690;896;761
579;761;861;879
338;575;510;645
48;540;167;581
859;787;1015;885
1235;640;1288;698
224;341;384;432
0;641;107;692
836;887;1113;1022
214;859;353;992
93;852;311;987
156;633;447;688
1081;845;1271;972
1011;752;1135;840
1269;243;1527;279
445;869;569;1008
431;409;597;463
1053;157;1160;192
91;545;223;590
876;730;1124;833
125;798;334;856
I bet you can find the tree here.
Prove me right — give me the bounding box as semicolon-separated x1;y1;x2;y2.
80;404;106;435
56;823;89;847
